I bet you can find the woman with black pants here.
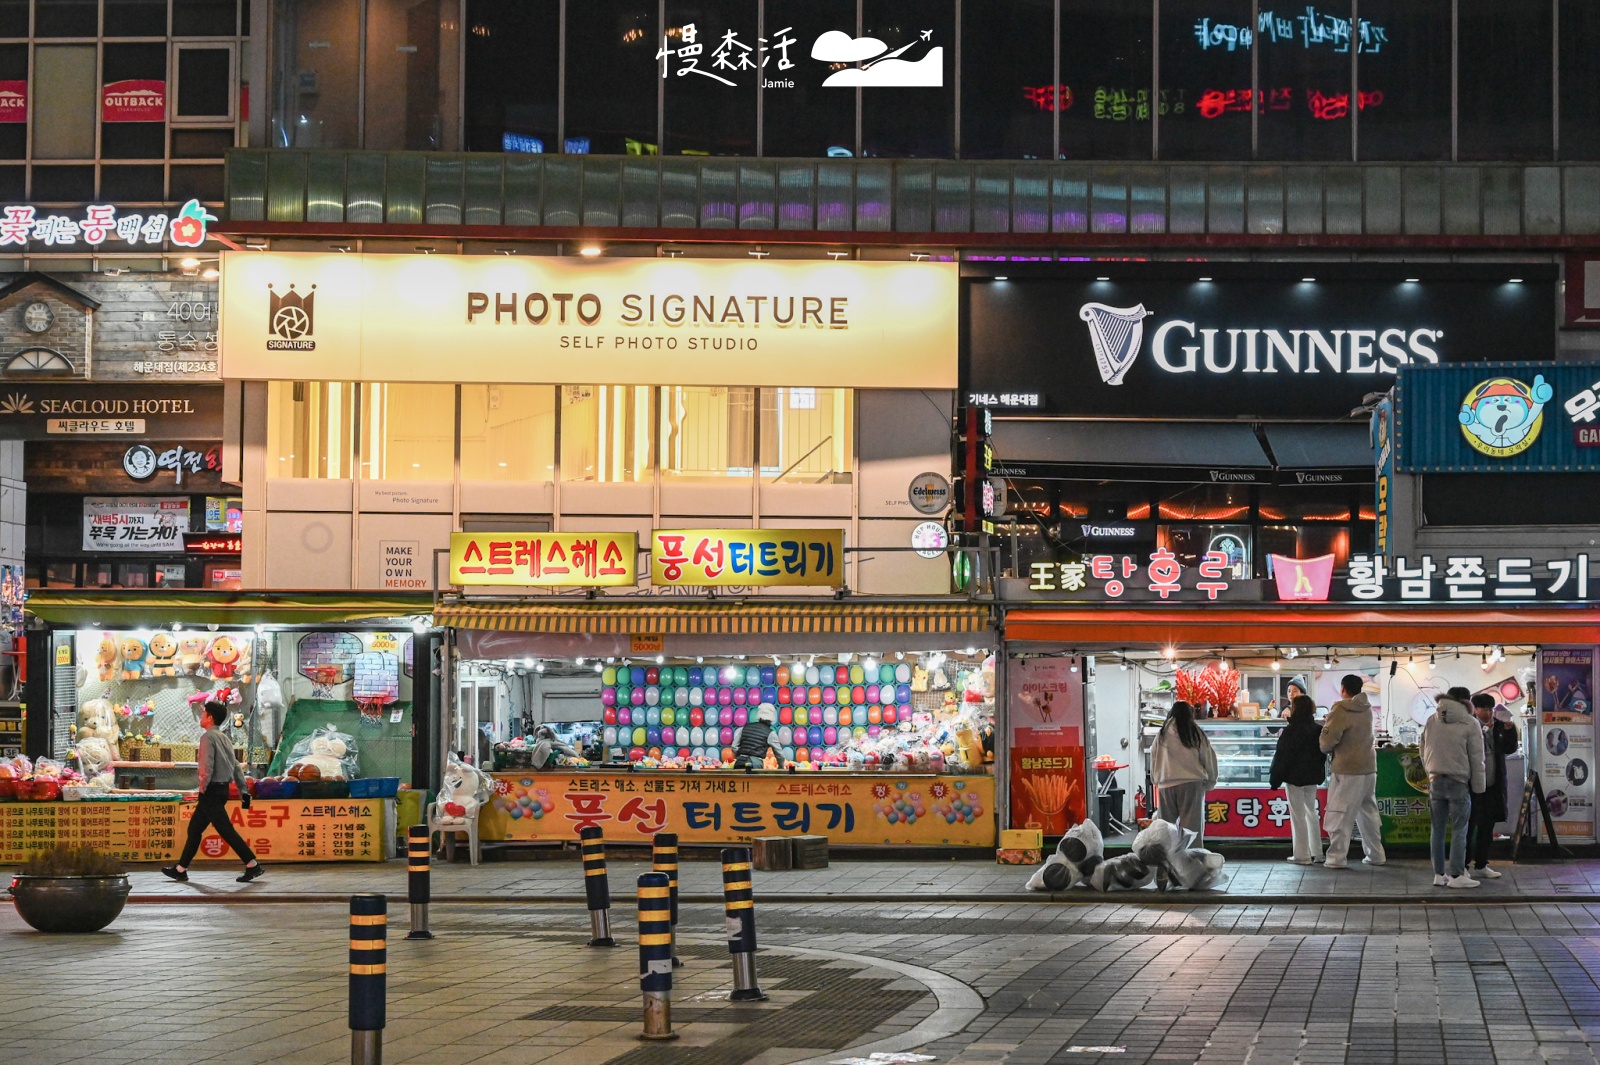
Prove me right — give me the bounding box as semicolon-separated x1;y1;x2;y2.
1467;692;1520;879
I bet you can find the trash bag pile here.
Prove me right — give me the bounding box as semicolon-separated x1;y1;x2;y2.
1024;818;1225;892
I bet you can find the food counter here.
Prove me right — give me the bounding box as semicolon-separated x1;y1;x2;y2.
480;769;995;847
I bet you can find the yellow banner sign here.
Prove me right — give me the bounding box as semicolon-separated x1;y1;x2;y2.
0;798;387;863
651;529;844;588
481;771;994;847
451;531;638;587
219;253;958;388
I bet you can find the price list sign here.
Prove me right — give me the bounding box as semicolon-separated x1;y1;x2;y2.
0;801;181;863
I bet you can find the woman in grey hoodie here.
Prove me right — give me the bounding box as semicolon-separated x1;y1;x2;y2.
1151;700;1219;842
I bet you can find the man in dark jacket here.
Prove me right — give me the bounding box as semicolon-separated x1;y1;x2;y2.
1468;692;1520;879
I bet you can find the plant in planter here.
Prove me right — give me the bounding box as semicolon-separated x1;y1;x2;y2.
9;844;131;933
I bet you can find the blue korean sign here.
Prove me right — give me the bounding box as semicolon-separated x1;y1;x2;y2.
1372;395;1393;556
1397;362;1600;472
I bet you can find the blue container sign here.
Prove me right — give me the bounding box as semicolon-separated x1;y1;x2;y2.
1397;362;1600;472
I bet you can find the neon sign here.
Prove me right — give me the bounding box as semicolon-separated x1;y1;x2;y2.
1197;87;1383;120
0;198;215;248
1194;8;1390;53
183;533;243;555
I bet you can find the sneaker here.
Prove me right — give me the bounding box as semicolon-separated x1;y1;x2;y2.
1446;873;1480;889
237;865;265;884
1286;856;1314;865
1433;874;1449;886
1324;860;1347;869
1361;855;1386;866
1472;865;1503;879
160;866;187;883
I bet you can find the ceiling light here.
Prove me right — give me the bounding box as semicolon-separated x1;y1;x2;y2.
1162;646;1176;660
201;267;219;280
535;660;546;673
179;257;200;270
1301;276;1316;283
1095;276;1110;282
1197;276;1213;282
579;245;602;257
1404;277;1420;283
1271;659;1281;671
993;275;1008;281
1508;277;1523;283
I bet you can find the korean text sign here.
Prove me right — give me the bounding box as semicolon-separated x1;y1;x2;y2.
1007;657;1086;834
1397;362;1600;472
1338;553;1591;603
82;496;189;553
1026;549;1238;601
450;531;637;587
480;771;995;847
652;529;843;588
219;253;958;388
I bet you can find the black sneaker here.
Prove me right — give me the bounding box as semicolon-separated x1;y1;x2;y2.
237;865;265;883
160;866;188;883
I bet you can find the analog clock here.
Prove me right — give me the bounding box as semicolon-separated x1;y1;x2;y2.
21;301;53;333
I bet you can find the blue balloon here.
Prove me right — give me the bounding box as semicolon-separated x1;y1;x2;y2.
807;725;824;746
630;666;646;687
760;666;776;685
762;685;779;704
896;683;912;704
646;725;661;746
688;666;703;687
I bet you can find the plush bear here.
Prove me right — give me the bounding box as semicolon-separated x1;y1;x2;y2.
1026;818;1105;892
287;734;350;780
1131;818;1226;892
147;633;178;678
95;634;118;682
177;636;209;676
119;636;148;680
435;754;490;826
207;636;241;679
75;698;121;786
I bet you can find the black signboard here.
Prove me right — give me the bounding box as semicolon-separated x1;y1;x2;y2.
0;383;223;440
964;265;1556;420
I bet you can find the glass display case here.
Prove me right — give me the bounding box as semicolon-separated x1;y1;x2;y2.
1200;720;1288;787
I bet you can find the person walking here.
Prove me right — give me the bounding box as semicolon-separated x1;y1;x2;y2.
1151;700;1219;842
1421;686;1486;888
1467;691;1519;880
162;700;263;884
1319;673;1386;868
1270;694;1327;864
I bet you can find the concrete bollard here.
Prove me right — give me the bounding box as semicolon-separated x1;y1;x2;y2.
405;824;433;940
652;831;682;967
721;846;767;1001
637;871;678;1040
349;893;387;1065
580;825;616;947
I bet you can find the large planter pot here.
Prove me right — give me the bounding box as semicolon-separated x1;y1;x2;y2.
9;875;130;933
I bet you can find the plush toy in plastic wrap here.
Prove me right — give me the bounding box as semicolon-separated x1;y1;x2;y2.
436;754;491;826
73;698;121;786
284;724;359;781
1131;818;1226;891
1088;848;1157;891
256;670;287;745
1026;819;1105;891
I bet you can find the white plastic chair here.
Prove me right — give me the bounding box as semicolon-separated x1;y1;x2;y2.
426;801;481;866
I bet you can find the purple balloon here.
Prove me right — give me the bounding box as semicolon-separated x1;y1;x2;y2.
616;707;632;727
720;707;734;727
866;684;880;703
733;687;748;706
719;726;735;746
601;688;617;707
719;687;734;706
734;707;749;726
630;687;646;706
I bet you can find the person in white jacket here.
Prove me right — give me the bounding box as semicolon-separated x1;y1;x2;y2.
1151;700;1219;842
1421;686;1486;889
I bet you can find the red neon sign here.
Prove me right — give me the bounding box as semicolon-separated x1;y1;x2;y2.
183;533;242;555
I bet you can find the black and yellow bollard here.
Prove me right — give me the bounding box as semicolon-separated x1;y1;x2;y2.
349;893;387;1065
721;846;767;1001
405;824;433;940
652;831;682;967
580;825;616;947
637;871;678;1040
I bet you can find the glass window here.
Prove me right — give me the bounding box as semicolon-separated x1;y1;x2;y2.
1160;523;1252;578
960;0;1053;160
561;385;654;482
31;164;94;198
1159;0;1252;160
1559;0;1600;159
106;0;170;37
365;0;459;150
0;44;24;160
460;384;556;481
360;382;454;479
663;0;755;155
762;0;855;157
659;386;753;481
759;387;853;484
1257;0;1352;160
102;44;168;158
1060;0;1152;160
565;1;657;155
271;0;361;148
31;45;97;160
35;0;98;37
176;45;232;120
860;0;954;157
100;164;165;198
171;126;234;156
1356;0;1450;161
172;0;236;35
0;0;27;36
1458;0;1552;161
170;163;224;199
266;381;356;478
463;0;559;154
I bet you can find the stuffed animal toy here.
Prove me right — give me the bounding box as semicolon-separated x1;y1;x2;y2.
177;636;209;676
74;698;121;786
118;636;147;680
286;734;350;780
435;754;491;826
232;638;254;684
1026;818;1105;891
1131;819;1226;891
207;636;241;679
95;634;118;682
147;633;178;678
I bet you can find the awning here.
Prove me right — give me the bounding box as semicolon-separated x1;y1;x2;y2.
991;420;1273;484
25;590;434;627
1262;423;1375;484
436;600;993;636
1005;606;1600;646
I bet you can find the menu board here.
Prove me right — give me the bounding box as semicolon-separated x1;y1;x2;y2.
0;798;389;863
1539;648;1597;843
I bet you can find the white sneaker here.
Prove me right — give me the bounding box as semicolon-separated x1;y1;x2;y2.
1286;856;1313;865
1472;865;1503;879
1433;874;1448;886
1323;859;1347;869
1447;874;1480;889
1361;855;1386;866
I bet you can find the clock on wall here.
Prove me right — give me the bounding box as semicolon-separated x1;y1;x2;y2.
21;301;53;333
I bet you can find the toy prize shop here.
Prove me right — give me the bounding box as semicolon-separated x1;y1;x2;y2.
1;591;438;863
436;530;998;848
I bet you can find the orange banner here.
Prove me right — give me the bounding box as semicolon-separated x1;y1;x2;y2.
481;770;994;846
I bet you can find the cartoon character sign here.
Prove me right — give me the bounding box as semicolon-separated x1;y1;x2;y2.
1459;375;1553;458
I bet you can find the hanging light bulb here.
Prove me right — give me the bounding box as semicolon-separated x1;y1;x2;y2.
1162;645;1176;660
1271;659;1281;672
895;651;905;660
575;656;585;667
1118;648;1129;672
656;654;665;665
1069;659;1079;673
965;647;977;656
863;657;878;674
696;655;705;664
1428;647;1437;669
593;661;604;673
535;660;546;673
523;658;534;668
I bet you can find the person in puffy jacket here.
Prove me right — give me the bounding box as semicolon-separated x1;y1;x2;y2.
1467;692;1520;880
1421;686;1486;888
1151;700;1218;842
1270;695;1327;864
1320;674;1385;868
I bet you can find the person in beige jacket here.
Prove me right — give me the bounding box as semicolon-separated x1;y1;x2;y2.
1151;700;1219;842
1319;674;1386;869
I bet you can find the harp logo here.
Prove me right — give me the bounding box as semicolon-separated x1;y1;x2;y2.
1079;303;1152;385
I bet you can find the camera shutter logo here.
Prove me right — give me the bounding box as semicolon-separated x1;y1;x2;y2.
267;283;317;350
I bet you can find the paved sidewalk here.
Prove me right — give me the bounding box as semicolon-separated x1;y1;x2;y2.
17;853;1600;905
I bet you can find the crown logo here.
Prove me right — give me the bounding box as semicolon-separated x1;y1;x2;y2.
268;283;316;340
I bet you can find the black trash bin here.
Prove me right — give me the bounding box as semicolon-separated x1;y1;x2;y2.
1097;788;1125;836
